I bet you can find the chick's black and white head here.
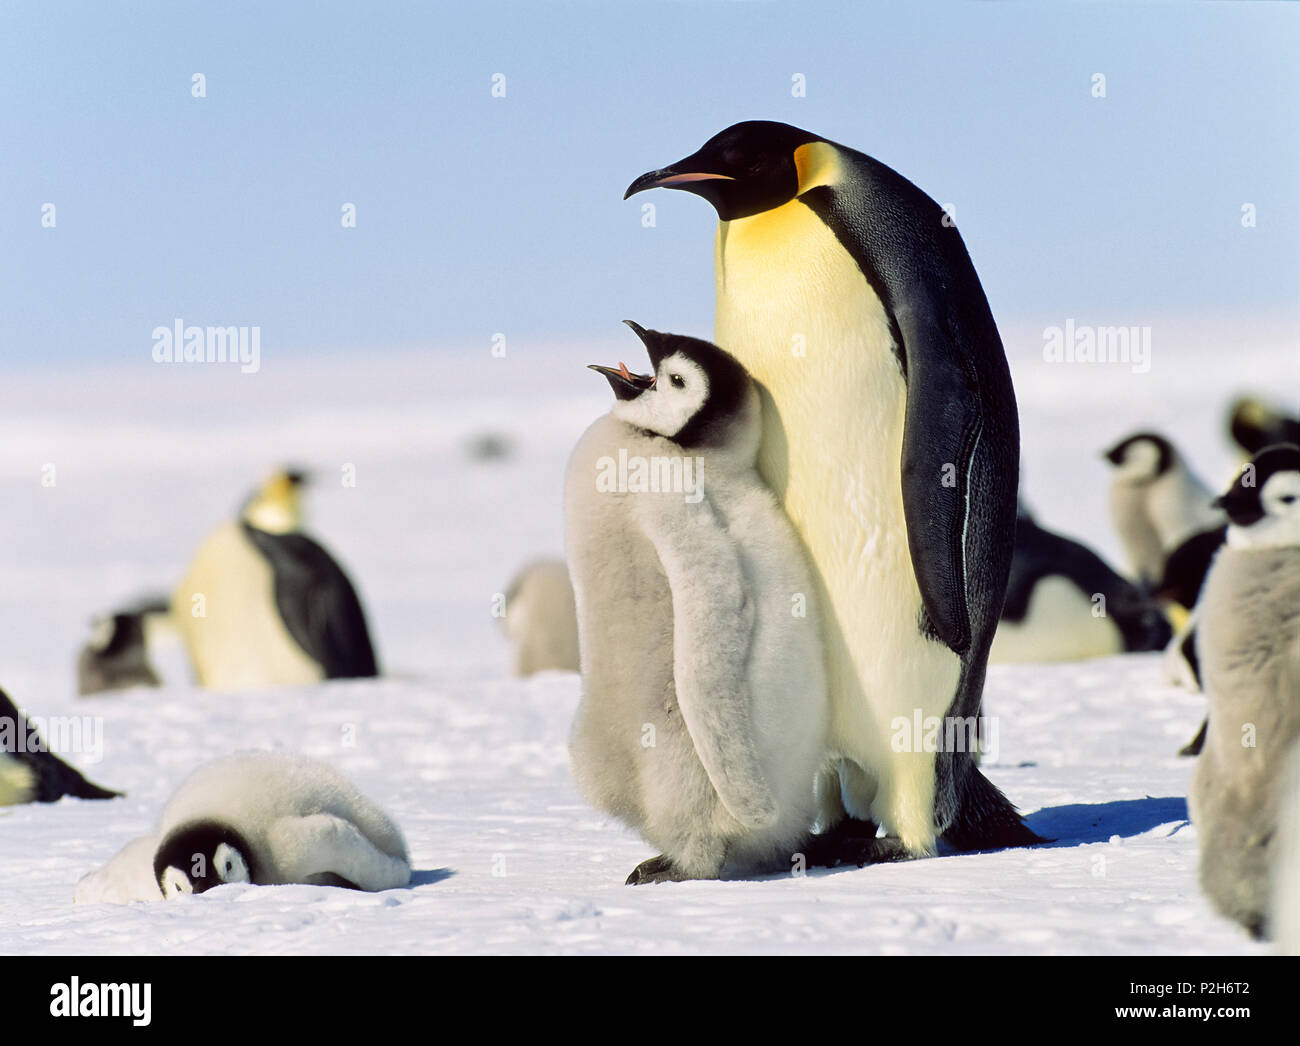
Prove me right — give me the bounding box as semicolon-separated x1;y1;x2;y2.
624;121;823;221
1217;443;1300;550
1104;432;1175;483
589;323;757;452
154;820;256;898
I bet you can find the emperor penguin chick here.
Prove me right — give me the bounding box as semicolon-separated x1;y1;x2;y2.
500;559;580;676
565;323;828;884
1103;432;1225;592
75;751;410;903
1189;443;1300;938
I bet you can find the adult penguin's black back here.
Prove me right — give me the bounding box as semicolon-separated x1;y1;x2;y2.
241;524;379;679
626;120;1037;856
0;688;121;804
1001;509;1173;653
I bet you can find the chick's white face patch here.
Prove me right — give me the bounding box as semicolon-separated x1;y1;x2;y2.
1228;470;1300;549
162;867;193;897
214;842;250;883
1115;439;1161;481
612;354;709;440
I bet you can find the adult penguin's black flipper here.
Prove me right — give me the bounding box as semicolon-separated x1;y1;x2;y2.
240;524;379;679
0;688;122;804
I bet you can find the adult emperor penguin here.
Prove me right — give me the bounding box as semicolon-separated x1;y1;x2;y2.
74;751;410;903
566;323;828;883
1188;443;1300;938
991;503;1171;663
500;559;580;676
626;121;1037;858
172;469;378;690
1103;432;1225;592
0;687;120;805
1228;396;1300;458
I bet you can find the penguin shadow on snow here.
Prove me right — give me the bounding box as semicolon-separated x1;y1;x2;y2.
1021;796;1189;849
408;868;456;887
778;798;1187;880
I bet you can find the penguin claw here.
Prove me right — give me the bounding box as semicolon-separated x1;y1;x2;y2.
625;854;685;885
1178;718;1208;757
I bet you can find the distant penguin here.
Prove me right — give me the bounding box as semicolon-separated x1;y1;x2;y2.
500;559;580;676
991;505;1171;663
1188;443;1300;938
566;323;828;883
76;595;170;696
1104;432;1225;592
1229;396;1300;458
74;751;410;903
0;688;121;805
172;469;379;691
626;120;1039;860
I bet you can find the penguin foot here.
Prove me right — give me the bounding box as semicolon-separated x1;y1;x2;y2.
625;854;689;885
943;766;1049;851
805;818;914;868
1178;718;1208;757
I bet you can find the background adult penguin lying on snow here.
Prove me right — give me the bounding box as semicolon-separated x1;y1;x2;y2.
990;504;1171;664
0;687;120;805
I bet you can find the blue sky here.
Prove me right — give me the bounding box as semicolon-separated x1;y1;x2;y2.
2;0;1297;371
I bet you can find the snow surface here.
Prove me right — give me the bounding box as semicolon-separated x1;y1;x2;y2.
0;320;1291;954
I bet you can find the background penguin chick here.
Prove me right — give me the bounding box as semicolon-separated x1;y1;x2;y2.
0;687;121;805
1189;443;1300;938
499;559;580;676
76;594;171;696
1104;432;1225;591
74;751;410;903
171;467;379;690
567;324;828;884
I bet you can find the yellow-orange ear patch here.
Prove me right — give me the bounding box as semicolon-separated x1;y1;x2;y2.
793;142;840;195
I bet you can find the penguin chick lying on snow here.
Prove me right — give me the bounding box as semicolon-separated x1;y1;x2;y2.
76;594;170;696
566;323;828;884
1189;443;1300;939
74;751;410;903
0;687;121;805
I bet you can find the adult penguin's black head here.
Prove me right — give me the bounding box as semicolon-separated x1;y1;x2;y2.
624;121;824;221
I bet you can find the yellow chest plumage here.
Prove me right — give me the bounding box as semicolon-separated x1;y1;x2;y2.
711;151;960;850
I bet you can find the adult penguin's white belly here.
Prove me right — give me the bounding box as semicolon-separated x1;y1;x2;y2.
173;522;324;690
714;193;961;853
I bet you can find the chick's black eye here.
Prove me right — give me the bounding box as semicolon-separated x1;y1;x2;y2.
670;374;685;389
1281;495;1297;504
